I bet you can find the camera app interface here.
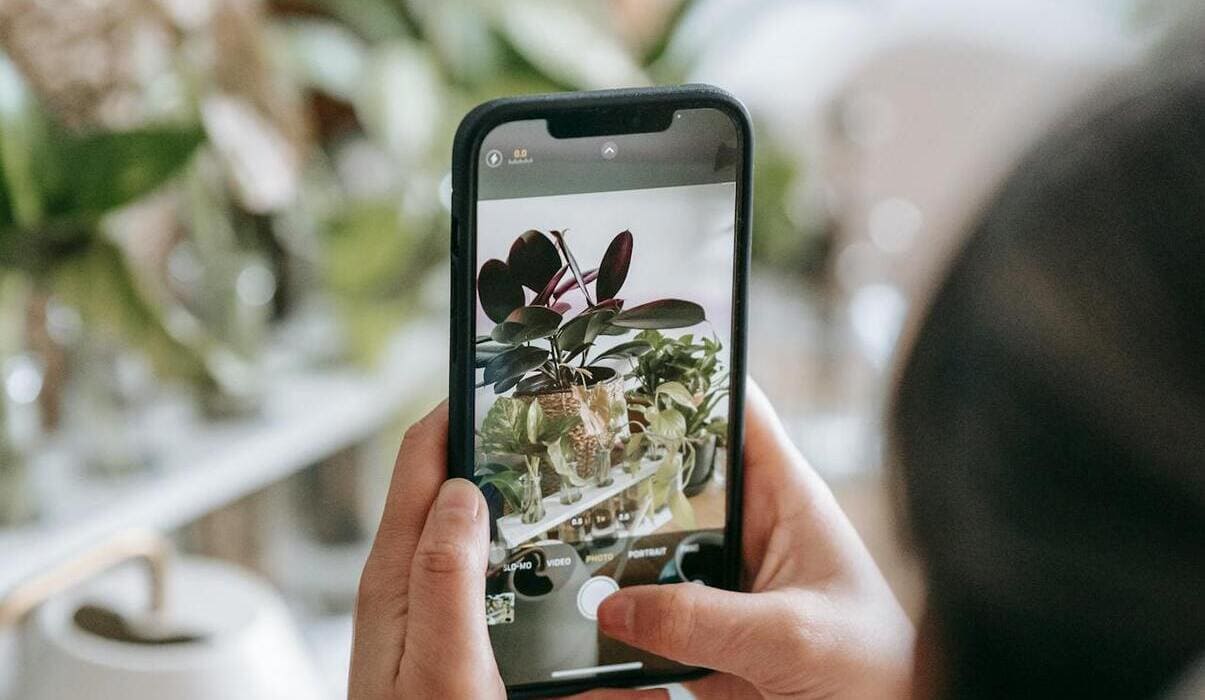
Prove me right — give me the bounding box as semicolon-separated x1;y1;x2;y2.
474;108;739;688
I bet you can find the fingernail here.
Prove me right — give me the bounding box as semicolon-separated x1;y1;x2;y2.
435;478;481;520
597;594;633;636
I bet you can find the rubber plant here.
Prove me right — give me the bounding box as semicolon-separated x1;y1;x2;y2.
475;228;705;395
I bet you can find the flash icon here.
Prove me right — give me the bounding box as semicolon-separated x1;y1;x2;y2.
486;149;503;168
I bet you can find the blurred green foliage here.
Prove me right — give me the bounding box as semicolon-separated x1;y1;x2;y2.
0;54;213;386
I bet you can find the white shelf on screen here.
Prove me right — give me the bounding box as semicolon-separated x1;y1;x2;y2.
495;459;666;549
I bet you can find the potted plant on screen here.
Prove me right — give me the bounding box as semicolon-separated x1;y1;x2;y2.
625;330;728;497
475;228;704;497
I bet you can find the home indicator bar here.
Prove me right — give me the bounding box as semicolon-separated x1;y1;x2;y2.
550;662;644;679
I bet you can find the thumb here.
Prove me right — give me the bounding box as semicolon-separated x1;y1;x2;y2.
597;584;802;682
402;478;499;689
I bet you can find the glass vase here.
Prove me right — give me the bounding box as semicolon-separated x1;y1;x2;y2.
590;446;614;488
520;457;545;524
558;478;582;505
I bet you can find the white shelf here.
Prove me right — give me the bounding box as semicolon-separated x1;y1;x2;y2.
0;320;446;599
496;459;662;548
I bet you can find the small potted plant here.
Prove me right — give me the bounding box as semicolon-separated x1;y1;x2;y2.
625;330;728;496
476;396;582;523
476;229;705;490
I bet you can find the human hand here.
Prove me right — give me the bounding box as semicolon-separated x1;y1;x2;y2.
348;403;505;699
591;381;915;699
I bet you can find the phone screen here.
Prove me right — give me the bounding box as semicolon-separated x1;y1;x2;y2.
472;107;740;689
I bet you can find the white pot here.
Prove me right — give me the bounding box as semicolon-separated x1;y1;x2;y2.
14;557;321;700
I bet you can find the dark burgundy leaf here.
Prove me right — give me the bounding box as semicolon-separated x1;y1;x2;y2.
596;230;632;301
610;299;705;329
491;305;563;344
550;301;571;315
507;230;562;292
478;259;523;323
553;267;598;300
532;265;569;305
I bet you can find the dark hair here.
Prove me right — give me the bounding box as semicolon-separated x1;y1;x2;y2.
891;37;1205;699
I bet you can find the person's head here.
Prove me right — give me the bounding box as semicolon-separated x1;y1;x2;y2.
890;33;1205;699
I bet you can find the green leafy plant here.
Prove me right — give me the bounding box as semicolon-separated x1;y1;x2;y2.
476;395;581;523
626;330;728;440
0;56;212;385
475;228;705;395
624;380;700;530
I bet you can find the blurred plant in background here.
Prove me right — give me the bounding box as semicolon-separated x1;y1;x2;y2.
0;0;821;517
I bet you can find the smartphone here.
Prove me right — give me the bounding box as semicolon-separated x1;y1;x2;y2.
448;85;751;696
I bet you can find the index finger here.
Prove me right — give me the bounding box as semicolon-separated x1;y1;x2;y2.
351;402;450;691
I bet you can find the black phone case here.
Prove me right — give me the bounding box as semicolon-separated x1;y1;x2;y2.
447;84;753;698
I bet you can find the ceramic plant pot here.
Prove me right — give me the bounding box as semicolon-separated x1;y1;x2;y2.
15;556;321;700
683;433;717;497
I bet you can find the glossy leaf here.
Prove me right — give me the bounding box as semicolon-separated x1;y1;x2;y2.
533;264;568;305
594;340;652;362
506;305;563;333
484;346;549;384
596;230;632;301
494;373;525;394
557;308;615;351
475;341;512;367
491;305;562;344
507;229;562;292
611;299;705;329
514;373;557;394
489;321;525;345
552;267;597;299
478;259;524;323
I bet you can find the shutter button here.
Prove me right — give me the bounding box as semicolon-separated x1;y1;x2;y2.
576;576;619;621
